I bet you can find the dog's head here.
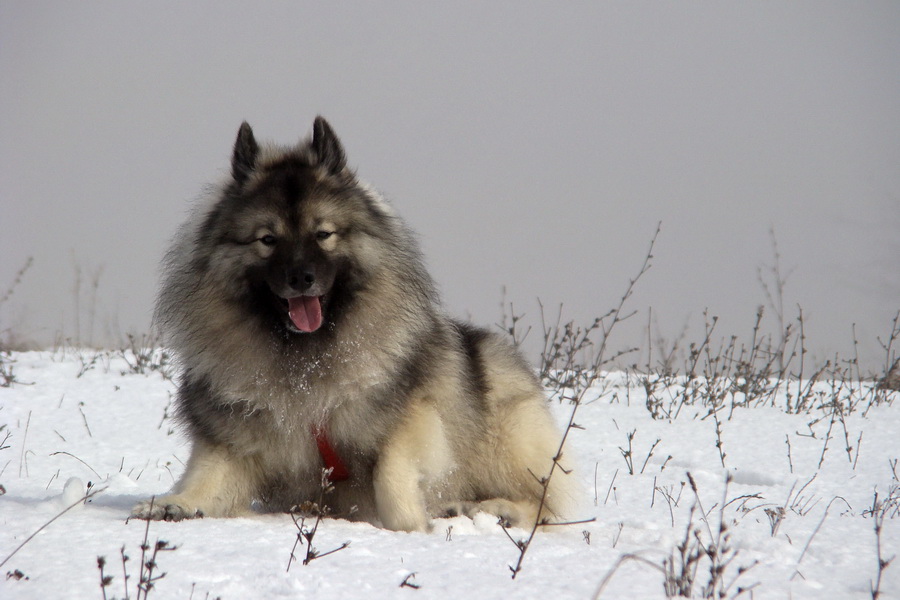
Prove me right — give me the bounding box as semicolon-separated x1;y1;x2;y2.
201;117;387;334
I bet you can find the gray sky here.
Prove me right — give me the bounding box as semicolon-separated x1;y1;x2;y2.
2;2;898;372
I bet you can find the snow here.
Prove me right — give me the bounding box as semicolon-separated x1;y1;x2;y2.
0;350;897;599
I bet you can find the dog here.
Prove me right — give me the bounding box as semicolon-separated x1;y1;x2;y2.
132;117;577;531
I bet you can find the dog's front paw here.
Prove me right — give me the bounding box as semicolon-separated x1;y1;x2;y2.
131;497;204;522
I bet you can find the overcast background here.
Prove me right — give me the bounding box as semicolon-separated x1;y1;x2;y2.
2;2;898;372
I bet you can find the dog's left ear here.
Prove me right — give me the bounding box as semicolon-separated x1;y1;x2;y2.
232;122;259;185
312;116;347;175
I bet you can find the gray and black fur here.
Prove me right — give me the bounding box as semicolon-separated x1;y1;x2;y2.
133;118;578;530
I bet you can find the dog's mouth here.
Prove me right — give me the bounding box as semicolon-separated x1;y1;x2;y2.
284;295;325;333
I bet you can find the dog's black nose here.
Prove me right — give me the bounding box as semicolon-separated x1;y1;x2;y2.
287;269;316;291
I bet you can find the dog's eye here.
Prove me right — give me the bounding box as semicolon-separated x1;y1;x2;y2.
316;231;335;241
258;234;277;246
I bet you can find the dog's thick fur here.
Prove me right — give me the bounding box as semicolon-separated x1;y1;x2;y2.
132;118;577;531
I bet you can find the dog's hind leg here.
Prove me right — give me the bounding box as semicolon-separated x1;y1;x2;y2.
373;401;453;532
131;439;257;521
447;397;579;528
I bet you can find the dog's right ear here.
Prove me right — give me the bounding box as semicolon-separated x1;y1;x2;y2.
312;116;347;175
232;122;259;184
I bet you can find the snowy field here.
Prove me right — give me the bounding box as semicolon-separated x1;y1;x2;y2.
0;349;897;599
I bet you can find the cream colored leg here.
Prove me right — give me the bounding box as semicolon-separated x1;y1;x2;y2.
131;440;256;520
373;402;452;532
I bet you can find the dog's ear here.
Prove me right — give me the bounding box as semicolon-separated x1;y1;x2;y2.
232;122;259;184
312;116;347;175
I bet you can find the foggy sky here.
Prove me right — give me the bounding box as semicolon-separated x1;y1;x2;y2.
2;3;899;372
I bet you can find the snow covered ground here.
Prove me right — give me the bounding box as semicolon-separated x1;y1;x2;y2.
0;350;897;599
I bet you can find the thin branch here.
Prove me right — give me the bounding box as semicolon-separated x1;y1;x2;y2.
0;484;107;569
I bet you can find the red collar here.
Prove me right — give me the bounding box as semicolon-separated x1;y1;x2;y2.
312;425;351;482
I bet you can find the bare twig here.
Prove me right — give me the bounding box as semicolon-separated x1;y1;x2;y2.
506;224;661;579
791;496;852;580
594;553;667;599
50;451;102;479
286;468;351;571
17;410;31;478
400;572;421;589
868;487;898;599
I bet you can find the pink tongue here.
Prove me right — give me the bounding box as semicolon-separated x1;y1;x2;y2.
287;296;323;332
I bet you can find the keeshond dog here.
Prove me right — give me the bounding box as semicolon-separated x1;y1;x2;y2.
132;117;577;531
